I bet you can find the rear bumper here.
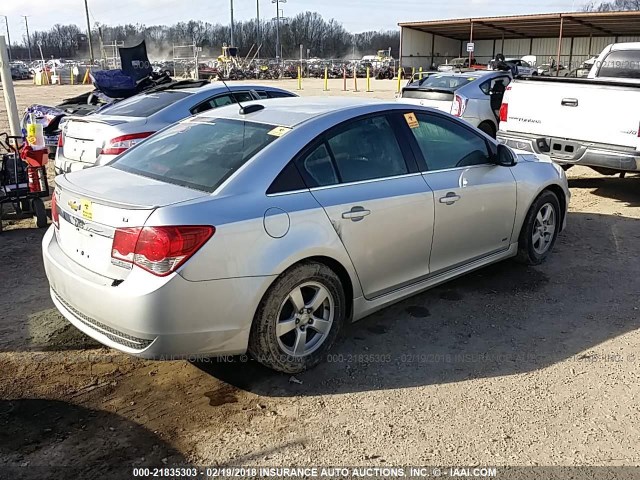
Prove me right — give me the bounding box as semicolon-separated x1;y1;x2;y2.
42;226;274;359
497;131;640;172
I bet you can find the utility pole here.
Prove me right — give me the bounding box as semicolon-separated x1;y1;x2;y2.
0;35;21;136
84;0;94;63
271;0;286;62
256;0;260;51
23;15;32;62
230;0;235;46
1;16;10;60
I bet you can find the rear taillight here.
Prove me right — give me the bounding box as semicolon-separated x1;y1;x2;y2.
51;191;60;228
451;95;468;117
111;225;214;276
100;132;155;156
57;131;64;148
500;103;509;123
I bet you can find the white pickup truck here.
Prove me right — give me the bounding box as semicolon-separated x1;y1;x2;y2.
497;43;640;176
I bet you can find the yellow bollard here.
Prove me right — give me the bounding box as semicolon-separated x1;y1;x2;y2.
366;67;372;92
324;67;329;91
83;68;91;85
297;66;302;90
396;67;402;94
353;67;358;92
412;66;415;78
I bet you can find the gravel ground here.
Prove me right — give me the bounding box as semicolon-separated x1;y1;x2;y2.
1;80;639;477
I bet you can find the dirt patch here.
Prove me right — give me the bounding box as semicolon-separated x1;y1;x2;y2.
1;80;640;472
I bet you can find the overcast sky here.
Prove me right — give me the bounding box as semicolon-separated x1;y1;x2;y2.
2;0;587;44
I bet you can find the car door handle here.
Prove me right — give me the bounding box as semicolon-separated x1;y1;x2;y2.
439;192;461;205
342;206;371;221
561;98;579;107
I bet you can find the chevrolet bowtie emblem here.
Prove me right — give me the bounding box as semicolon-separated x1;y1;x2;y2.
68;200;81;212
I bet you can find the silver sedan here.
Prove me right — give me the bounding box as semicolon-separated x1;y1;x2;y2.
43;97;570;373
55;83;296;174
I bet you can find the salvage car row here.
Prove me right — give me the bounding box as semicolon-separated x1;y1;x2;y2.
41;41;638;373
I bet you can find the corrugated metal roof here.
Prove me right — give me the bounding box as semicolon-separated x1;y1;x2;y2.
399;11;640;40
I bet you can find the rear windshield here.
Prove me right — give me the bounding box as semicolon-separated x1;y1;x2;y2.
410;74;478;91
111;118;280;192
98;91;190;117
598;50;640;79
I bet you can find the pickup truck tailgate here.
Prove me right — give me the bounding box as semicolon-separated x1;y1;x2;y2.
502;78;639;149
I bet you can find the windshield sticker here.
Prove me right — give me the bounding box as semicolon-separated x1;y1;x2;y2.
268;126;292;137
404;112;419;129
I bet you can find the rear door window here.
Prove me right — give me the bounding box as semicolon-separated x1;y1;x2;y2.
598;50;640;78
111;119;279;192
327;115;408;183
295;115;411;188
99;91;190;117
297;143;339;187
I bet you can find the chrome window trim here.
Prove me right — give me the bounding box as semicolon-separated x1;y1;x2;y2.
420;162;497;175
308;172;424;192
266;188;310;198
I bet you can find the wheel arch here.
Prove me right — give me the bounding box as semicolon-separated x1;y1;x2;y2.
477;120;497;138
258;254;358;324
304;255;355;322
516;182;568;241
543;183;567;231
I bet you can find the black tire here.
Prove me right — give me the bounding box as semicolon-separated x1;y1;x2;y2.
516;190;561;265
248;261;346;373
32;198;48;229
477;121;496;138
20;199;32;213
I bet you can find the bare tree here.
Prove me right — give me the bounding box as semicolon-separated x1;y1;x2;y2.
583;0;640;11
10;11;400;61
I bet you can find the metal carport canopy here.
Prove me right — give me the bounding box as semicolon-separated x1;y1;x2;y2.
398;11;640;39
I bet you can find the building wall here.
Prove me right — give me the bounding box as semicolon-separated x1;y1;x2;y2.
401;28;461;69
401;26;640;71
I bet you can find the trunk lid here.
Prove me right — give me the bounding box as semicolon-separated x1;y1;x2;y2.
399;89;454;112
62;115;145;165
55;166;209;279
502;78;640;149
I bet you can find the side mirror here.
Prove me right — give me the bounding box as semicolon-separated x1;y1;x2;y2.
495;144;517;167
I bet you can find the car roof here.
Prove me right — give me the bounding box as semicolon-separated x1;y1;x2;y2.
610;42;640;51
194;96;386;128
178;82;287;95
431;71;492;78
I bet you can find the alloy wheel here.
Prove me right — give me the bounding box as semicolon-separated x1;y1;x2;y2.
532;202;556;255
276;282;335;357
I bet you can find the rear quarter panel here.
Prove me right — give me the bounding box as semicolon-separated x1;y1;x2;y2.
150;190;364;299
